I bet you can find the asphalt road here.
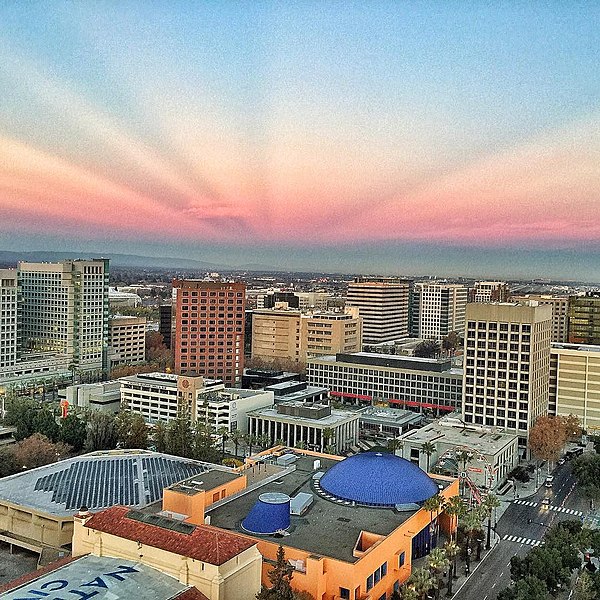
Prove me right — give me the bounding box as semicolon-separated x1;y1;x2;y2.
455;462;587;600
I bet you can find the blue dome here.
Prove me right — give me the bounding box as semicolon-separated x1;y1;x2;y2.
318;452;438;507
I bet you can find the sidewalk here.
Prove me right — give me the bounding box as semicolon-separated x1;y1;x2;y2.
495;462;546;521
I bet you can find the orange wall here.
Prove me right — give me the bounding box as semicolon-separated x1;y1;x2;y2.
162;475;247;526
255;478;459;600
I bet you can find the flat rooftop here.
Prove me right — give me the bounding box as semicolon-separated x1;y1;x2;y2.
0;450;234;517
0;554;204;600
248;405;358;426
168;470;243;496
358;407;424;427
207;454;450;563
312;353;456;373
401;420;518;453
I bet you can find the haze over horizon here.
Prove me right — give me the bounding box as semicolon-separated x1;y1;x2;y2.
0;2;598;280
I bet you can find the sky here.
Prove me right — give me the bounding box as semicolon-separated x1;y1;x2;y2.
0;1;599;280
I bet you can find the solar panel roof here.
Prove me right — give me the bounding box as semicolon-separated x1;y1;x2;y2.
0;450;233;517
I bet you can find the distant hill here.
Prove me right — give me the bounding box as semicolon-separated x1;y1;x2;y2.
0;250;229;270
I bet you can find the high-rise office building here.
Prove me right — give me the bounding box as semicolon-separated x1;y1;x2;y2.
568;293;600;344
346;278;410;344
251;307;362;364
0;270;19;369
462;302;552;446
158;303;173;349
18;259;110;375
173;279;245;386
469;281;509;303
411;283;468;340
511;294;570;343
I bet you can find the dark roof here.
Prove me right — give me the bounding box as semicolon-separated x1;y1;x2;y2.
319;452;438;506
85;506;257;565
0;556;76;594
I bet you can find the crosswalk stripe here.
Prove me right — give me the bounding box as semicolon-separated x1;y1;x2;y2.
502;534;540;546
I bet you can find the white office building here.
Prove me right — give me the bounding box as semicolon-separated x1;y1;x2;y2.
411;282;468;340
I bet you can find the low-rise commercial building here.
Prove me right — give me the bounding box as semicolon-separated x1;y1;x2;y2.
307;352;463;413
120;372;273;433
399;417;519;491
66;380;121;412
247;403;359;453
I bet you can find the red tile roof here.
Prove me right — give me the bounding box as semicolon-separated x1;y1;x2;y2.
84;506;257;566
173;589;210;600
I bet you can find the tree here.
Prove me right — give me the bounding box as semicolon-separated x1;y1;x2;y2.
229;429;243;458
423;493;445;545
3;396;37;441
59;413;87;452
322;428;335;451
165;417;194;459
574;571;596;600
561;414;582;442
13;433;70;470
0;446;17;477
481;493;501;550
115;411;149;450
572;454;600;501
528;416;567;468
153;421;167;453
443;541;460;595
192;422;219;463
441;332;461;356
33;408;60;442
497;576;550;600
387;437;403;456
217;426;229;459
421;441;436;472
256;545;294;600
426;547;449;600
406;567;435;600
85;412;118;452
414;340;441;359
444;495;466;542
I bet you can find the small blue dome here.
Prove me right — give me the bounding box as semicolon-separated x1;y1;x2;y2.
319;452;438;507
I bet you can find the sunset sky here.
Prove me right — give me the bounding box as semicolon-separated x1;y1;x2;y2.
0;1;598;279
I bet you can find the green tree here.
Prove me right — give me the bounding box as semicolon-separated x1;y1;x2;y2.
0;446;17;477
497;576;550;600
230;429;243;458
115;411;149;450
322;427;335;451
217;426;229;459
443;541;460;595
426;547;449;600
441;331;461;356
572;453;600;502
444;495;466;542
481;493;501;550
387;437;403;456
414;340;441;359
420;441;436;472
256;545;294;600
406;567;435;600
192;422;219;462
33;407;60;442
423;493;445;542
3;396;37;441
165;417;195;459
59;413;87;452
85;411;118;452
153;421;167;453
574;571;596;600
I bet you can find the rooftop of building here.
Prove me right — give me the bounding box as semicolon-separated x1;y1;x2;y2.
0;450;234;517
0;554;208;600
400;418;518;453
310;352;458;373
207;452;450;563
168;470;243;496
552;342;600;353
357;406;424;427
265;380;328;402
119;372;223;389
248;403;358;426
85;506;257;565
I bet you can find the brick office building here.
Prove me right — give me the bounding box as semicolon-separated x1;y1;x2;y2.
173;280;246;386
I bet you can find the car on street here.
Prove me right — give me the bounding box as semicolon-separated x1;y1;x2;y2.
558;458;565;465
541;498;550;509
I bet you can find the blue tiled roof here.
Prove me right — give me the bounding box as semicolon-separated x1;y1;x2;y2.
319;452;438;507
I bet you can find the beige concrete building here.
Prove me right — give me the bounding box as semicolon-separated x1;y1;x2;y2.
251;307;361;364
346;278;411;344
411;282;468;340
462;303;552;447
550;343;600;433
109;315;147;367
399;416;519;490
73;505;262;600
511;294;570;343
469;281;509;303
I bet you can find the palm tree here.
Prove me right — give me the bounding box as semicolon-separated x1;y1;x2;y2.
217;426;229;459
322;427;335;452
455;449;474;496
426;547;450;600
461;507;483;570
421;441;436;472
481;493;501;550
444;495;466;542
443;541;460;595
423;493;445;549
230;429;243;458
387;437;404;456
244;433;257;456
407;567;435;600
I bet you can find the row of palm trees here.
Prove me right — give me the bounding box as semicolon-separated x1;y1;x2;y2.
396;491;500;599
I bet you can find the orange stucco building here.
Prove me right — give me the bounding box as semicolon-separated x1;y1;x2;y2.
162;447;459;600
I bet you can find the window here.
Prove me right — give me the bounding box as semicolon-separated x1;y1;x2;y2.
367;575;374;591
340;589;350;600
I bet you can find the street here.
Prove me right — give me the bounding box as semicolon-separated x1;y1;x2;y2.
455;462;587;600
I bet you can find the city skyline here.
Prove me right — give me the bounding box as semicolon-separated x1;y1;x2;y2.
0;2;598;280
